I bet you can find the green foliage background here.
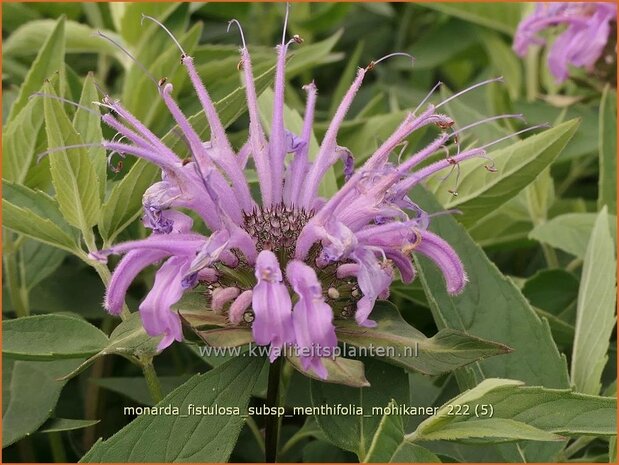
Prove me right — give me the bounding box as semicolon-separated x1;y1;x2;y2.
1;2;617;463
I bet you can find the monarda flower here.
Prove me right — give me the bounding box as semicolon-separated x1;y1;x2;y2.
513;2;617;83
83;13;532;379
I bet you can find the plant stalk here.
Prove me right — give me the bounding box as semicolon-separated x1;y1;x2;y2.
265;357;283;463
142;358;163;404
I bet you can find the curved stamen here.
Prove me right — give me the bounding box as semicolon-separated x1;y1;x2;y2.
282;2;291;46
30;93;99;116
92;101;116;112
36;143;104;163
227;19;247;49
413;81;441;115
435;76;504;109
366;52;414;71
141;14;187;56
94;30;158;87
450;113;526;139
479;123;551;150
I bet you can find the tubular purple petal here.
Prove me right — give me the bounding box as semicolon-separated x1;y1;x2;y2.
300;68;367;208
105;249;168;315
212;287;241;312
139;257;187;351
229;290;253;325
415;230;467;294
286;260;337;380
251;251;294;361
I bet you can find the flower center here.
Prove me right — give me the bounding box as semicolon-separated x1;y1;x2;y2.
242;203;313;258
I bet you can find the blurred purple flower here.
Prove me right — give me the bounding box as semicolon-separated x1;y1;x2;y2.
514;2;617;82
83;10;536;379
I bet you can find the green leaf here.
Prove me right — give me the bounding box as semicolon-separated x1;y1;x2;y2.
21;240;67;290
407;20;478;71
412;187;570;409
363;400;442;463
571;208;617;395
94;376;191;407
39;418;100;433
2;90;44;183
310;359;409;461
529;213;617;259
116;3;175;46
481;32;522;100
4;19;120;58
3;182;79;253
335;301;511;375
328;40;364;117
419;3;523;35
3;314;108;360
415;418;562;442
429;119;579;228
2;358;82;447
98;160;161;244
43;82;101;233
73;72;106;202
59;312;162;381
120;4;194;123
522;270;578;347
7;16;65;123
410;378;617;441
80;357;264;462
288;355;369;388
599;85;617;214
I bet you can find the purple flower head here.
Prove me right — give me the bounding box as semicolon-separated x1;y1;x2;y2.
84;10;537;373
513;2;617;82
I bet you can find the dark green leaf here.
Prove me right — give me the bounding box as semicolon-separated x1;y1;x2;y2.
311;358;409;460
335;301;511;376
81;357;264;462
2;358;82;447
412;187;570;388
3;314;108;360
38;418;100;433
94;376;191;406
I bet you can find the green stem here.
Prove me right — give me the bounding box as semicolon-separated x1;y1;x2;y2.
265;357;283;463
82;316;114;450
566;258;583;273
541;244;560;269
525;45;540;102
48;432;67;463
560;436;595;460
142;358;163;404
